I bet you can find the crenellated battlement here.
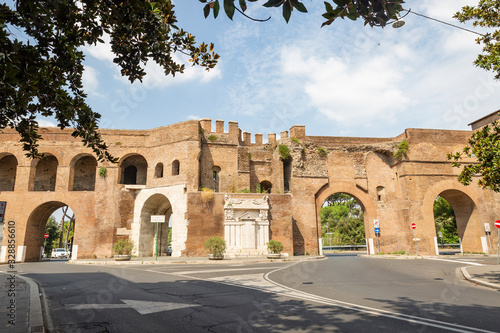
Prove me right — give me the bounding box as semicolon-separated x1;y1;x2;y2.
198;118;279;145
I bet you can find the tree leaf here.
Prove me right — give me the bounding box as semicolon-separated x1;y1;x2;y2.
224;0;235;19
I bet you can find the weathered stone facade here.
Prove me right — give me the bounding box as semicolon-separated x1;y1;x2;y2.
0;118;499;262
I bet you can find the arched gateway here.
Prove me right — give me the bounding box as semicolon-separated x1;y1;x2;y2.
1;119;500;261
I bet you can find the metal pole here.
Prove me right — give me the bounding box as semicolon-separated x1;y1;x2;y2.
497;232;499;265
155;222;159;261
377;233;380;254
413;229;418;257
487;232;492;254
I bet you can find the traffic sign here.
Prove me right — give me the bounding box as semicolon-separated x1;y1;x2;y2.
438;231;443;238
411;223;416;230
495;220;500;229
373;219;380;228
374;228;380;234
44;233;49;239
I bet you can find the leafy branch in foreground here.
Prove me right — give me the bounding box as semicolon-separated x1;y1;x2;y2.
200;0;404;26
448;118;500;192
1;1;219;161
454;0;500;80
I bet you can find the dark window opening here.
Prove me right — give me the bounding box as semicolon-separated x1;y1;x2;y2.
124;166;137;184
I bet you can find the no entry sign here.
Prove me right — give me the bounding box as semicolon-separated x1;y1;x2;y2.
495;220;500;229
411;223;416;230
44;233;49;239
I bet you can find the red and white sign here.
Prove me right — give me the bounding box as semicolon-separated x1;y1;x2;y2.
373;219;380;228
495;220;500;229
411;223;416;230
44;233;49;239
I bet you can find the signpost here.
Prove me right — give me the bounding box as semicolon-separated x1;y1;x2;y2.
373;220;381;254
411;223;418;256
495;220;500;265
374;227;380;254
151;215;165;261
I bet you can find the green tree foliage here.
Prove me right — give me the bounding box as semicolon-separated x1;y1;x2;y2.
448;120;500;192
200;0;404;26
394;140;409;160
454;1;500;80
44;216;60;257
321;193;365;245
433;196;458;244
1;1;219;161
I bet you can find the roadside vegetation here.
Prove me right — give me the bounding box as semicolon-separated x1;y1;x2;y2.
320;193;365;245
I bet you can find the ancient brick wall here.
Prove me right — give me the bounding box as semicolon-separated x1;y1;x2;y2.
1;118;500;261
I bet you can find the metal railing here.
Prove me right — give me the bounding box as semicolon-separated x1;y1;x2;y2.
323;245;367;251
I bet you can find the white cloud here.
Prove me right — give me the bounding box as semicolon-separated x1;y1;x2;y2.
37;119;56;127
84;34;114;62
82;66;103;97
85;33;221;89
281;47;410;125
187;115;200;120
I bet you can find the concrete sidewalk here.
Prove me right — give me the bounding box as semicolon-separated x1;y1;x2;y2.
0;272;44;332
461;265;500;290
69;254;326;265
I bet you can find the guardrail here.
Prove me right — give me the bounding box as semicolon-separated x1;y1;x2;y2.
323;245;367;251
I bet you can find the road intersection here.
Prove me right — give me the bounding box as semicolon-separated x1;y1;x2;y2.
2;254;499;332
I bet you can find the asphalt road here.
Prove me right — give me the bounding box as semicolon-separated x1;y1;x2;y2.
4;255;499;332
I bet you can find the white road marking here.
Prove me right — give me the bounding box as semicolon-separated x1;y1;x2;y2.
65;299;198;315
122;265;495;333
426;258;485;266
172;267;276;275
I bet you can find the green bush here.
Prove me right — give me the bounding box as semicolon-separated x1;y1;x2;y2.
317;147;327;157
291;137;299;144
113;238;134;255
204;236;226;256
267;239;284;254
98;167;107;178
278;144;290;160
394;140;409;160
208;134;217;142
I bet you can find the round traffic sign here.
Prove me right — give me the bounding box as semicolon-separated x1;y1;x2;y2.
495;220;500;229
44;233;49;239
411;223;416;230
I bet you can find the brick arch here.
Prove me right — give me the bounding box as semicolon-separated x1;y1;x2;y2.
68;153;97;191
422;180;483;253
23;201;69;262
0;153;18;191
118;153;148;185
315;181;378;242
29;153;59;191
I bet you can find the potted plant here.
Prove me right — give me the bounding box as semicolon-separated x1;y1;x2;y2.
267;239;284;259
204;236;226;260
113;238;134;261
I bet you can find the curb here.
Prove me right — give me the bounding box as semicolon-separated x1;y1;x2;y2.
69;255;326;266
460;267;500;290
16;275;45;332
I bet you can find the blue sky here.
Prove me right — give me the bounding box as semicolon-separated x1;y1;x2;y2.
39;0;500;140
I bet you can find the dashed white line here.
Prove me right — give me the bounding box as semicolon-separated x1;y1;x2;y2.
426;258;485;266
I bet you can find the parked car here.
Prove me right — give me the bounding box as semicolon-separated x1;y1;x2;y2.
51;248;70;259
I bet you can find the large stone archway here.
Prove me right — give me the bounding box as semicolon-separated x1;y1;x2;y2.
131;185;187;257
315;182;378;254
22;201;68;262
422;180;485;254
135;193;172;257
